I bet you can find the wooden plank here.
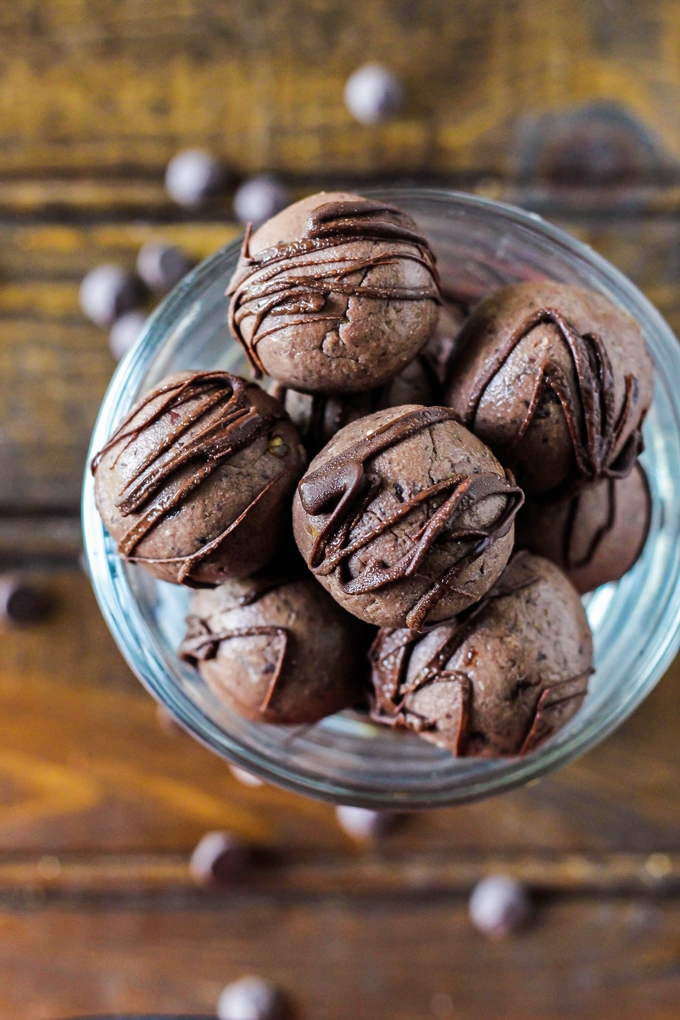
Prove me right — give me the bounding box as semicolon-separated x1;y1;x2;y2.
1;1;680;180
0;516;82;562
0;570;679;858
0;221;239;279
0;850;677;899
1;898;680;1020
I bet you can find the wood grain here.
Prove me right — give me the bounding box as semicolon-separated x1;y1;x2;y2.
2;898;680;1020
0;850;678;899
2;1;680;180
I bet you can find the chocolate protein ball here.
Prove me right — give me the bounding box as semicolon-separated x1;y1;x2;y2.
279;350;438;458
226;191;441;394
515;461;650;594
93;371;306;586
292;405;524;630
179;573;368;724
445;281;654;500
369;551;593;757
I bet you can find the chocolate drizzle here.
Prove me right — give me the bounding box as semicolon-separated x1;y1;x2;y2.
179;614;289;714
562;478;617;571
226;199;442;377
92;371;287;585
369;557;591;756
460;307;644;500
559;464;650;577
298;407;524;631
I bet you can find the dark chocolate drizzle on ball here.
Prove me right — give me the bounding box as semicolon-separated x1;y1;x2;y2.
560;464;650;572
298;407;524;631
91;371;288;585
179;614;289;714
562;478;617;571
227;199;442;377
369;557;591;755
459;307;644;500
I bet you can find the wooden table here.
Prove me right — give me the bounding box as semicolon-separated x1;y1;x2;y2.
2;4;680;1018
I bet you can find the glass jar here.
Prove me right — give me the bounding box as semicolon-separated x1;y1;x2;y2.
82;189;680;808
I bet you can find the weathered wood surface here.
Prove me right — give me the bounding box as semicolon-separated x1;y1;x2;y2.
3;898;680;1020
0;569;678;860
1;851;680;899
0;221;238;515
1;210;680;522
2;0;680;183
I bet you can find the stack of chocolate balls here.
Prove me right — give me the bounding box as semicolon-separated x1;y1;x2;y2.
92;192;655;759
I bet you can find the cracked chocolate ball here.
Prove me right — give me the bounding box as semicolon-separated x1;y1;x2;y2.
369;551;593;757
93;371;306;586
445;281;654;500
516;461;650;594
179;573;369;724
292;404;523;630
280;349;438;458
226;191;441;394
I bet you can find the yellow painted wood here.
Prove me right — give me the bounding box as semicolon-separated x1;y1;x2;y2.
1;1;680;178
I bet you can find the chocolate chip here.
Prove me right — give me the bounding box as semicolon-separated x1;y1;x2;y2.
79;265;144;328
233;174;290;228
109;310;147;360
344;63;404;124
137;241;193;294
469;875;532;937
217;975;285;1020
335;805;400;841
0;577;52;625
189;830;250;886
165;148;225;208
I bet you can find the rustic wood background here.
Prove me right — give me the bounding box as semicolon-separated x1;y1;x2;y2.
2;2;680;1018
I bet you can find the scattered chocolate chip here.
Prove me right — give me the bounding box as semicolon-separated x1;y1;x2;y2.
189;830;249;886
137;241;194;294
234;174;291;228
79;265;144;328
165;148;225;208
109;310;147;361
335;805;400;841
228;764;265;788
0;577;52;625
469;874;532;937
344;63;404;124
217;975;285;1020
